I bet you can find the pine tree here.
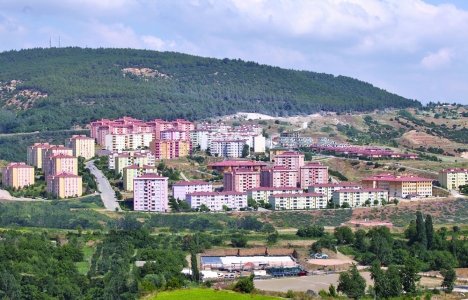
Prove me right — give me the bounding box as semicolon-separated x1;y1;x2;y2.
425;214;434;250
416;211;427;248
191;252;200;283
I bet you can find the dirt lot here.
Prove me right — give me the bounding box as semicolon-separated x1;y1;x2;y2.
255;272;442;293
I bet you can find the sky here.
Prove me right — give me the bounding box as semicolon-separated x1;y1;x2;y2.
1;0;468;105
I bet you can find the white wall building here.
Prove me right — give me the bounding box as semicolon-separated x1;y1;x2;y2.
133;173;169;212
309;183;361;199
268;192;327;210
247;187;302;203
332;188;388;207
185;191;247;211
172;181;213;200
211;140;246;158
104;133;153;151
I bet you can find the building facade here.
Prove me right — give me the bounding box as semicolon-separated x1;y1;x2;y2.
332;188;388;207
308;183;361;199
104;132;153;151
41;145;73;172
247;187;302;203
268;192;327;210
439;168;468;190
224;168;260;192
1;162;35;188
362;174;433;198
150;140;191;160
133;173;169;212
185;191;247;211
274;151;305;169
210;140;247;158
47;172;82;198
108;150;155;171
172;181;213;200
27;143;50;169
260;167;298;188
65;135;95;159
207;160;266;173
123;165;158;191
299;162;328;188
43;154;78;177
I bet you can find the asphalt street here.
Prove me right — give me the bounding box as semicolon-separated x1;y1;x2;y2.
85;160;121;211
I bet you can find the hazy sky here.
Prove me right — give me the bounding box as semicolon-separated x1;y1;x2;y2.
1;0;467;105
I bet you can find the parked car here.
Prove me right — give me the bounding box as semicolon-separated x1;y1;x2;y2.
310;253;328;259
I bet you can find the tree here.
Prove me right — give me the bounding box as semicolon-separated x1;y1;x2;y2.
261;223;275;234
440;266;456;293
235;274;255;293
400;257;422;295
0;272;21;300
334;226;355;245
337;264;366;299
241;144;250;158
426;214;434;250
416;211;427;248
267;231;279;244
370;260;386;300
371;235;393;266
199;204;210;212
191;252;200;283
247;198;258;210
386;264;403;298
231;234;248;247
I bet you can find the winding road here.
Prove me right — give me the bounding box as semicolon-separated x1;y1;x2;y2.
85;160;121;211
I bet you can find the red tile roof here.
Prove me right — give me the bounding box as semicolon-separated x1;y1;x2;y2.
172;180;212;186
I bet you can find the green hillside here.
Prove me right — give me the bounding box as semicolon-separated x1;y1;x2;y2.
0;47;421;133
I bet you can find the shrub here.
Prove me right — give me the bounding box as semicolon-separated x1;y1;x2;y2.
235;275;255;293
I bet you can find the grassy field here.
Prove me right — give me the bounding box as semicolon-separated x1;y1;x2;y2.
148;288;280;299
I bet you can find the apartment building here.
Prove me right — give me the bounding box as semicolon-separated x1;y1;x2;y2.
260;167;298;188
362;174;433;198
123;165;159;191
150;140;191;159
108;150;155;171
104;132;153;151
207;160;266;173
268;192;327;210
114;152;155;175
172;181;213;200
185;191;248;211
247;187;302;203
309;183;361;199
439;168;468;189
190;129;210;149
269;147;288;162
27;143;50;169
160;129;187;141
47;172;82;198
332;188;388;207
224;168;260;192
65;135;95;159
277;131;314;148
299;162;329;188
274;151;305;169
43;153;78;177
133;173;169;212
210;140;247;158
1;162;35;188
41;145;73;171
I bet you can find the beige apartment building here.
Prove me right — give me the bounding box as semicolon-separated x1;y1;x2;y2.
439;168;468;190
150;140;191;159
47;172;82;198
122;165;158;191
65;135;95;159
27;143;50;169
41;145;73;172
114;152;154;175
1;162;35;188
362;174;433;198
43;153;78;177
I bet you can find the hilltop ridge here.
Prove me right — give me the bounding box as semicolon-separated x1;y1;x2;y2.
0;47;421;133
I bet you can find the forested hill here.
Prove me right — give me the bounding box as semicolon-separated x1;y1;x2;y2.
0;47;420;133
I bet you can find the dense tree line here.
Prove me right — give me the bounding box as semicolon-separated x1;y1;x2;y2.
0;47;420;134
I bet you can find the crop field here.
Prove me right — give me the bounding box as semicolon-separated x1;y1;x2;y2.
149;288;279;300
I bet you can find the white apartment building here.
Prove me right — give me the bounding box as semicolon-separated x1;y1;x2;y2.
133;173;169;212
108;150;155;171
309;183;361;199
211;140;246;158
190;129;209;149
439;168;468;190
185;191;248;211
247;187;302;203
268;192;327;210
104;132;153;151
172;181;213;200
332;188;388;207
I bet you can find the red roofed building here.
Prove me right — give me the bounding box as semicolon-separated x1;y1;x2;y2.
274;151;304;169
133;173;169;212
207;160;267;173
27;143;50;169
43;153;78;177
260;166;298;188
47;172;82;198
299;162;328;188
362;174;432;198
2;162;35;188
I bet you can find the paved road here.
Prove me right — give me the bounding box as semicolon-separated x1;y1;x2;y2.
85;160;121;211
180;172;190;182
